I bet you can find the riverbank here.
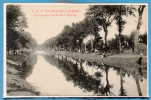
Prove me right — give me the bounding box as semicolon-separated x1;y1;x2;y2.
6;52;39;96
46;50;147;78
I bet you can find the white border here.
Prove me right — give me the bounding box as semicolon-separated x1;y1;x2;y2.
3;3;149;98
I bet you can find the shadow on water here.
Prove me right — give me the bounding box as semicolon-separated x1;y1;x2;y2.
43;54;147;96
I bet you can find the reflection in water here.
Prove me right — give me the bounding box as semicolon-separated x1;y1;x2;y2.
119;69;127;96
20;53;37;79
26;53;147;96
104;67;113;96
26;54;94;96
134;67;143;96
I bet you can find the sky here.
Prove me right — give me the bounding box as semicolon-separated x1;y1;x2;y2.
20;3;147;44
21;4;88;44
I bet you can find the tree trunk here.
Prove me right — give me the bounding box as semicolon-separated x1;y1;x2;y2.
84;43;86;52
104;30;108;48
103;25;108;48
137;5;145;31
134;5;145;53
93;35;97;52
118;34;122;53
118;6;122;53
91;39;94;52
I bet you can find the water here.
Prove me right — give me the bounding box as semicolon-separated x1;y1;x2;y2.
26;51;147;96
26;54;94;96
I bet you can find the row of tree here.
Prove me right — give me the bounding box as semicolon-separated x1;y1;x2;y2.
44;5;146;54
44;17;100;52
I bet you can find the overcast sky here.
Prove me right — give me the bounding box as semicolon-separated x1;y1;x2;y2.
20;3;147;44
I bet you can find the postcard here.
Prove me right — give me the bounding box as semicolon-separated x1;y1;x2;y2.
4;3;148;98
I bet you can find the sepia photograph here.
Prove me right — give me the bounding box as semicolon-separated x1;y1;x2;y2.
4;3;148;97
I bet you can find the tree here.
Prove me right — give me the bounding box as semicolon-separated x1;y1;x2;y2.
87;5;135;53
137;5;145;34
114;5;127;53
7;5;27;32
6;5;27;50
81;18;99;52
6;5;37;51
87;5;115;48
73;18;100;52
46;17;100;52
112;5;135;53
134;5;146;53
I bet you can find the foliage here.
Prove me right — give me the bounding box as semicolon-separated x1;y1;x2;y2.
86;5;116;46
7;5;27;32
44;17;101;52
44;5;146;54
87;5;136;53
6;5;37;51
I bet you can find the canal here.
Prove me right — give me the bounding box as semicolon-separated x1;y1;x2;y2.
26;51;147;96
